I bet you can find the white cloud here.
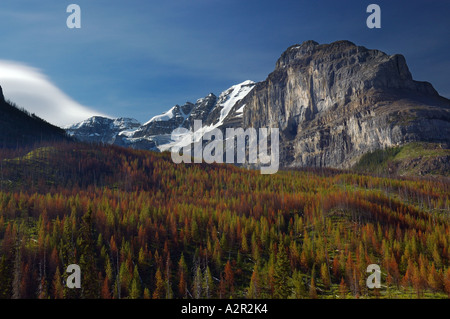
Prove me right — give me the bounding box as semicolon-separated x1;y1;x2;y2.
0;60;106;127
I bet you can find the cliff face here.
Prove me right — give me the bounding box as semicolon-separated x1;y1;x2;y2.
241;40;450;168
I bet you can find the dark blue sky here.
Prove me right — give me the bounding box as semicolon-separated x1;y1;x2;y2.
0;0;449;125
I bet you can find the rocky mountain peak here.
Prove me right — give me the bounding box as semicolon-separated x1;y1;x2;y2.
65;116;141;144
243;40;450;169
180;102;195;115
277;40;360;69
0;86;4;102
274;40;437;97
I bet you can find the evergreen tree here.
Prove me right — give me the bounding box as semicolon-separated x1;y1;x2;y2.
203;266;214;299
143;288;151;299
224;260;234;298
52;266;64;299
192;266;202;299
0;255;12;299
444;268;450;298
153;268;165;299
320;262;331;290
247;264;260;299
78;207;99;298
339;277;347;299
38;277;49;299
292;270;306;299
129;266;141;299
309;276;318;299
178;254;188;298
101;277;111;299
273;242;292;299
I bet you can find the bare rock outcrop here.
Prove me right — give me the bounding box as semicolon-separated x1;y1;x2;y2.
241;40;450;168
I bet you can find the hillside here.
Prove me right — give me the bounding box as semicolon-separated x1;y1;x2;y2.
354;142;450;177
0;142;449;299
0;86;70;148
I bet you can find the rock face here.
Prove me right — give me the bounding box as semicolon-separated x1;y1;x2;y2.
182;94;217;129
241;40;450;168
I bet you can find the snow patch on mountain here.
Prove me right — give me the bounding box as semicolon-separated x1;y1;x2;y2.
144;106;176;125
217;80;254;126
157;80;255;152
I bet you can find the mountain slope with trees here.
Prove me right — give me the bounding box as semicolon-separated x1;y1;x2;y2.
0;142;448;299
0;86;70;149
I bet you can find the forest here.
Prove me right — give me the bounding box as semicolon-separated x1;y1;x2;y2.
0;142;449;299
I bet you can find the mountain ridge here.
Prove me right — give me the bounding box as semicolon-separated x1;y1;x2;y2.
65;40;450;174
67;80;256;151
0;85;70;148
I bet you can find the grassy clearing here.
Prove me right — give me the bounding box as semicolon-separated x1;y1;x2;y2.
354;142;449;176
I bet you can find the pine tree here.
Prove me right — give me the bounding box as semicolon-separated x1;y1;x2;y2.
130;266;141;299
241;230;249;253
292;270;306;299
320;262;331;290
224;261;234;298
143;288;151;299
152;268;165;299
165;254;173;299
203;266;214;299
273;242;292;299
247;264;260;299
177;254;188;298
178;271;187;299
12;236;22;299
52;266;64;299
218;274;226;299
427;263;441;293
143;287;152;299
78;207;99;298
0;255;12;299
309;276;318;299
444;268;450;298
339;277;347;299
101;277;111;299
192;266;202;299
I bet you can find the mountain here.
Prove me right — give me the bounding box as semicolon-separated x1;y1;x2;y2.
67;80;256;151
65;116;141;144
240;40;450;169
0;85;70;148
66;40;450;175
